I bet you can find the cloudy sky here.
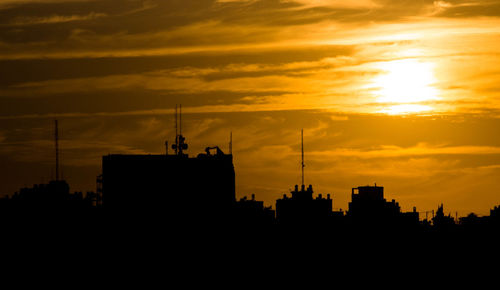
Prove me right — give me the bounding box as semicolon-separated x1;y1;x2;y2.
2;0;500;216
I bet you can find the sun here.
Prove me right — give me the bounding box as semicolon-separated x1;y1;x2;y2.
371;59;439;114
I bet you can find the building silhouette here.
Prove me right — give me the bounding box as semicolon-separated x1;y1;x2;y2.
490;205;500;222
432;204;456;231
276;184;341;226
347;185;419;229
102;136;235;224
3;117;500;237
0;179;97;227
235;194;275;226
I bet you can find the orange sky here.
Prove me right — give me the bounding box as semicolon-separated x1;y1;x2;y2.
2;0;500;216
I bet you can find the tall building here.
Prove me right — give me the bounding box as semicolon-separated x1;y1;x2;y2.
102;143;235;223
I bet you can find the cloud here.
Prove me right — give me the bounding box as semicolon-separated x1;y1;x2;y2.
0;0;90;9
431;0;500;17
310;143;500;159
7;12;106;26
283;0;380;9
216;0;256;2
0;104;325;120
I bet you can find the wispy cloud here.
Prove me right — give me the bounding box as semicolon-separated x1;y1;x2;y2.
283;0;380;9
310;143;500;158
7;11;106;26
0;0;90;9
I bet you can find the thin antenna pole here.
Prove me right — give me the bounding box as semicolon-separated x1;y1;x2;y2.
55;119;59;181
301;129;305;187
174;105;178;155
179;104;182;136
229;131;233;155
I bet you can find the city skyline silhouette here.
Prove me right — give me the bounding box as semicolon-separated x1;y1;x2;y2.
1;115;500;238
3;112;500;219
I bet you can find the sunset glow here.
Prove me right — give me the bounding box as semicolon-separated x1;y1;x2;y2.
2;0;500;216
379;104;434;115
369;59;439;114
373;59;438;103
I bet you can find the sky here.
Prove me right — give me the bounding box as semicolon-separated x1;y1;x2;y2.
2;0;500;216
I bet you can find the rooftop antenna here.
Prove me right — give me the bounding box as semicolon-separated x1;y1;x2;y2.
229;131;233;155
301;129;305;187
174;105;178;155
54;119;60;181
171;104;188;156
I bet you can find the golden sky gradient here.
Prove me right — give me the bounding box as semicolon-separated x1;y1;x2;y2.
2;0;500;215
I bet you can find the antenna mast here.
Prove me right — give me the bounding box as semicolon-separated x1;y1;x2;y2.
171;104;188;156
174;105;178;155
229;131;233;155
55;119;59;181
301;129;305;187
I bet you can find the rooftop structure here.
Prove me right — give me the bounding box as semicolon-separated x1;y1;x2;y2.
103;149;235;216
348;185;419;227
276;184;334;225
235;194;275;226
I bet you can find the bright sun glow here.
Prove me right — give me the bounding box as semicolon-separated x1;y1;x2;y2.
371;59;439;114
379;104;434;115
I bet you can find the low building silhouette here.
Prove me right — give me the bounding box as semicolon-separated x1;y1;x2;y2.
276;184;337;225
11;180;93;207
459;212;485;230
347;185;419;229
432;204;455;230
401;207;420;226
0;179;96;224
490;205;500;224
348;185;399;220
235;194;275;226
14;180;70;205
